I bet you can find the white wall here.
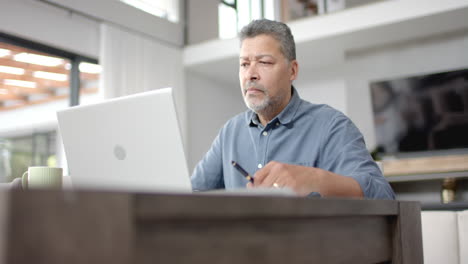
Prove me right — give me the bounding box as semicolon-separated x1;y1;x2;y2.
0;0;100;58
99;23;187;149
186;71;244;171
296;80;347;114
295;63;347;114
186;0;219;45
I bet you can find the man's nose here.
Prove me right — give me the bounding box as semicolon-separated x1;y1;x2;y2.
246;64;259;81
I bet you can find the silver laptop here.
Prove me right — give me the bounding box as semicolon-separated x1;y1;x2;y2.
57;88;192;193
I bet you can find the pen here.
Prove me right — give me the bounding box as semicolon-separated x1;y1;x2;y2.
231;160;254;183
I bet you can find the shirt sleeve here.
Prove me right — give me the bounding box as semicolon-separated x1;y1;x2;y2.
190;129;225;191
319;112;395;199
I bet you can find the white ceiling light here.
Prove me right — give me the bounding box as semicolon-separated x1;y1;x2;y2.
0;65;25;75
33;71;68;81
0;48;11;57
4;79;37;88
0;89;8;94
13;53;64;67
79;62;102;74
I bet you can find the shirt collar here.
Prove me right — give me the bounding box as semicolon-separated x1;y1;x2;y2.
246;86;302;127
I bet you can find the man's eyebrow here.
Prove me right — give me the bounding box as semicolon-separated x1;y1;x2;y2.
239;55;275;60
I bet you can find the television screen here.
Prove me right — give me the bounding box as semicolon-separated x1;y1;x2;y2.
370;68;468;156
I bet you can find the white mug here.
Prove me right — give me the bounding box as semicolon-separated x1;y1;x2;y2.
22;166;63;189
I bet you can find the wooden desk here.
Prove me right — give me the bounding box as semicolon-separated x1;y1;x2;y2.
0;190;422;264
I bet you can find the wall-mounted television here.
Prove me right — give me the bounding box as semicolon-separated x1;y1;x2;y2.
370;68;468;157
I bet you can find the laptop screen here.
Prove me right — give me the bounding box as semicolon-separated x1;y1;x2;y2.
57;88;192;193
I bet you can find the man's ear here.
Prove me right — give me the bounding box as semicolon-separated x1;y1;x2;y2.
290;60;299;81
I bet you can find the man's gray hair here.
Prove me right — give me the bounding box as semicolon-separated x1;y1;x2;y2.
239;19;296;61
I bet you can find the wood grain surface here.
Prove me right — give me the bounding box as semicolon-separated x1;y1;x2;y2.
0;190;423;264
383;154;468;176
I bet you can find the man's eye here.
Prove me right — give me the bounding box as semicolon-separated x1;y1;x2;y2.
260;61;271;64
240;63;248;67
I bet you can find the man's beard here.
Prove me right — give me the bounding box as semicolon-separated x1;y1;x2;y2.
242;81;282;114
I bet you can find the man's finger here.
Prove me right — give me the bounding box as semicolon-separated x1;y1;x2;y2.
253;167;268;186
253;161;278;186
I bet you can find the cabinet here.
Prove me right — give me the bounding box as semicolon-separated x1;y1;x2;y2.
382;154;468;209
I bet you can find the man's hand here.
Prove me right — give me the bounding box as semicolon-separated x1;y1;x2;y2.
247;161;321;196
247;161;364;198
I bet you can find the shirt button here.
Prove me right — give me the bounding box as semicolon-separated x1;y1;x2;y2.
276;122;280;126
262;131;268;136
258;164;263;168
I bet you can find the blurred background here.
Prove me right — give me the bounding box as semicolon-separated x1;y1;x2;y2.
0;0;467;206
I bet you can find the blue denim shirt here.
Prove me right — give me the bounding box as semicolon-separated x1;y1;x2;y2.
191;88;395;199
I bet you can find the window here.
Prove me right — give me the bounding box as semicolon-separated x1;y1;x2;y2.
0;33;100;182
79;62;102;105
0;132;57;183
0;42;71;111
218;1;237;39
219;0;277;39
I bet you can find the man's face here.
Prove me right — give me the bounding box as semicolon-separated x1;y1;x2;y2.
239;34;298;113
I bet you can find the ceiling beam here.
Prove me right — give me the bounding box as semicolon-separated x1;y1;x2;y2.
0;59;99;81
0;84;54;95
0;73;68;90
0;57;68;75
0;93;26;102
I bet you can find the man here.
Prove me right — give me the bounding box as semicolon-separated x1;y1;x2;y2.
191;19;394;199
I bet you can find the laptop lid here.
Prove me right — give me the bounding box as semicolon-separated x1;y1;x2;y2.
57;88;191;193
